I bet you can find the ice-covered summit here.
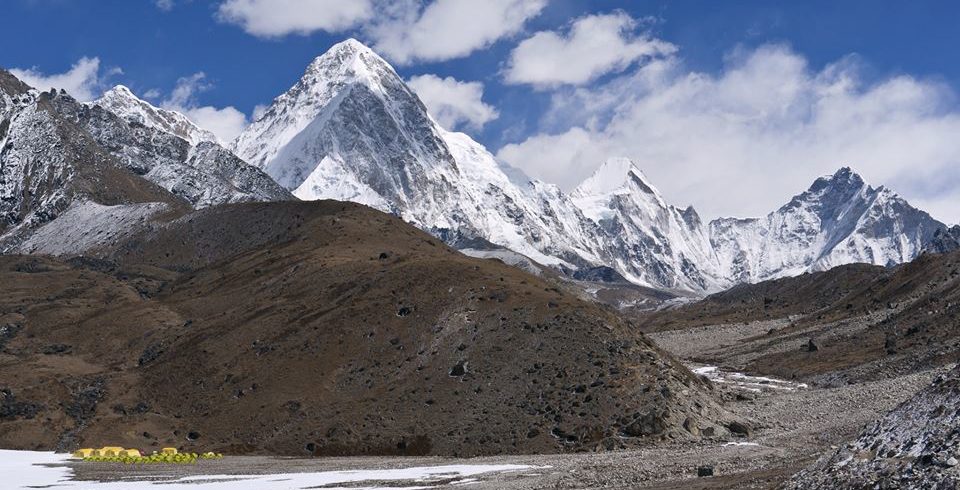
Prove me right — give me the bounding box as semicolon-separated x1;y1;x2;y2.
231;38;608;271
710;167;944;283
94;85;220;146
229;40;953;294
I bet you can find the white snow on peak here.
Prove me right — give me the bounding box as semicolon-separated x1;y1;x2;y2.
710;167;943;284
94;85;220;146
229;40;947;295
575;157;664;201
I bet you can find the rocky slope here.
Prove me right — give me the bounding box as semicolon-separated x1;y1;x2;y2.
0;200;742;457
925;224;960;254
94;85;219;146
639;248;960;386
785;366;960;489
0;71;188;251
0;69;291;253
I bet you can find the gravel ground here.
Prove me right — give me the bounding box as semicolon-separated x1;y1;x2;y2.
63;319;943;489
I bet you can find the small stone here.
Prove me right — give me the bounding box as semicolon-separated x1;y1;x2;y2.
946;457;958;467
727;421;751;436
449;361;467;377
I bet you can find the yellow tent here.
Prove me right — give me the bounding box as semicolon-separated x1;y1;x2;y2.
99;447;125;457
161;447;178;455
72;448;96;458
119;449;142;458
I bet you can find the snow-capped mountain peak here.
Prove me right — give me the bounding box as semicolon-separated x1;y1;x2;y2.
229;40;952;295
232;38;608;272
574;157;669;218
569;157;726;291
94;85;219;146
710;166;944;283
576;157;663;198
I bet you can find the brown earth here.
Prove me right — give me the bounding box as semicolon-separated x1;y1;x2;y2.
637;250;960;385
0;200;742;458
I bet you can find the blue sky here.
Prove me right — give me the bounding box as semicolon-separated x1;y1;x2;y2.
3;0;960;222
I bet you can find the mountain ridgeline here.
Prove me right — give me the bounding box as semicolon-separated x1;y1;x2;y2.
230;39;953;293
2;39;955;295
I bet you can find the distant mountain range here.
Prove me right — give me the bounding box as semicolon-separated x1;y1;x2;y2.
1;39;954;293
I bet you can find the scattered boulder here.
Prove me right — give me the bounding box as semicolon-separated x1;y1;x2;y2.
697;466;714;477
448;361;467;377
0;323;22;350
42;344;72;355
138;342;165;366
786;366;960;488
623;410;668;437
726;421;751;436
0;388;41;420
806;338;819;352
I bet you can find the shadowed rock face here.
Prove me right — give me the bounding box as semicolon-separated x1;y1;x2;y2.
925;225;960;254
0;68;291;252
786;366;960;489
0;200;739;457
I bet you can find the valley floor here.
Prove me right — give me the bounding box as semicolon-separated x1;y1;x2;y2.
11;316;946;489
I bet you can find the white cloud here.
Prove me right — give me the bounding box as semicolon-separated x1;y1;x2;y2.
216;0;544;65
9;57;119;102
497;44;960;224
407;74;498;131
154;0;174;11
162;73;249;143
216;0;373;37
503;12;677;87
251;103;269;122
180;105;248;143
368;0;546;65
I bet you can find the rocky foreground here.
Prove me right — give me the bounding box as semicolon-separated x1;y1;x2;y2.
786;366;960;489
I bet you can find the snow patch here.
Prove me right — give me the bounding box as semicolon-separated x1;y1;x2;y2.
1;450;535;489
15;200;167;255
692;365;808;392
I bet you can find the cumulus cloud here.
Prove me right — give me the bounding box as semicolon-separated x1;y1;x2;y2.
162;73;248;143
216;0;544;65
9;57;120;101
407;74;499;131
154;0;174;11
497;44;960;224
504;12;677;87
216;0;373;37
368;0;546;65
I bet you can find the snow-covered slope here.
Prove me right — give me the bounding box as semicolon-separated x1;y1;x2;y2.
0;68;291;254
0;79;186;251
231;39;954;294
82;86;292;208
572;158;727;291
710;167;944;283
95;85;219;146
233;38;606;270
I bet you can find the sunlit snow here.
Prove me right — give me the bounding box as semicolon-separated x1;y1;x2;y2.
3;450;535;489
